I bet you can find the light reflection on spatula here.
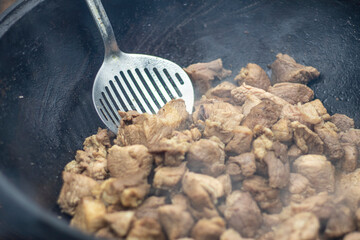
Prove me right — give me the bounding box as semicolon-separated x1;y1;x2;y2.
85;0;194;133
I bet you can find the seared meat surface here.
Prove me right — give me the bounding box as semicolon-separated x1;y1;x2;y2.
235;63;271;90
330;113;355;132
190;217;226;240
59;55;360;240
58;172;99;215
184;58;232;96
267;82;314;104
224;191;262;238
272;212;320;240
158;204;194;240
107;144;153;179
293;154;335;192
270;53;320;84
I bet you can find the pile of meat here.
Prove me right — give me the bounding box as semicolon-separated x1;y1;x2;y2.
58;53;360;240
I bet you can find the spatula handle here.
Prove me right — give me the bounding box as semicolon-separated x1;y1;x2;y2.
85;0;121;57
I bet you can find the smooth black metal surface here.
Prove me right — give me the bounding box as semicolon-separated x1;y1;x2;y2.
0;0;359;239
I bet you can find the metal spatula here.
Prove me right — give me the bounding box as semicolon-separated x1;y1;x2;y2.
85;0;194;133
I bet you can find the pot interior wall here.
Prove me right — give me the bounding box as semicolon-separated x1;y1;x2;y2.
0;0;360;218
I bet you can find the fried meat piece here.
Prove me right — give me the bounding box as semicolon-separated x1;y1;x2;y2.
184;59;232;96
235;63;271;90
270;53;320;84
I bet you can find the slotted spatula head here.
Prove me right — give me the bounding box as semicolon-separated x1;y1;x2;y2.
86;0;194;133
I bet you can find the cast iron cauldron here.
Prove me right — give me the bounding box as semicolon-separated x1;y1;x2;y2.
0;0;360;239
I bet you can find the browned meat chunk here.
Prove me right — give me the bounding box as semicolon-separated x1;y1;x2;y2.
79;156;108;181
285;173;316;204
150;137;190;167
293;154;335;192
92;178;117;206
242;176;282;214
241;94;262;117
272;212;320;240
278;104;302;123
205;81;237;103
95;227;117;240
268;83;314;104
149;130;193;166
96;175;150;208
231;83;289;106
70;197;106;233
220;229;254;240
116;110;149;146
64;160;84;174
184;59;232;96
107;145;153;179
220;229;242;240
225;126;253;155
270;53;320;84
96;128;112;146
157;98;190;129
287;144;302;162
308;99;330;121
330;113;355;132
182;172;224;219
104;211;135;237
252;129;274;160
340;128;360;151
190;217;226;240
176;128;202;142
170;194;189;210
153;162;187;190
325;204;356;238
271;118;292;142
242;99;282;130
116;99;189;147
193;99;243;143
341;143;358;172
256;232;275;240
83;128;110;156
262;206;293;229
298;101;322;124
234;63;271;90
57;172;99;216
226;159;243;182
217;174;232;196
135;196;166;220
227;153;256;181
72;128;112;180
336;169;360;211
224;191;262;238
290;192;334;219
118;180;150;208
187;137;225;177
272;141;288;163
264;151;290;189
291;121;324;154
127;217;165;240
344;232;360;240
314;122;344;160
158;205;194;240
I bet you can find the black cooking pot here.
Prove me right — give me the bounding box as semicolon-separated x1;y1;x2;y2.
0;0;359;239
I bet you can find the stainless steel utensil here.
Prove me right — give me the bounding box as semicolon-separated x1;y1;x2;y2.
85;0;194;133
